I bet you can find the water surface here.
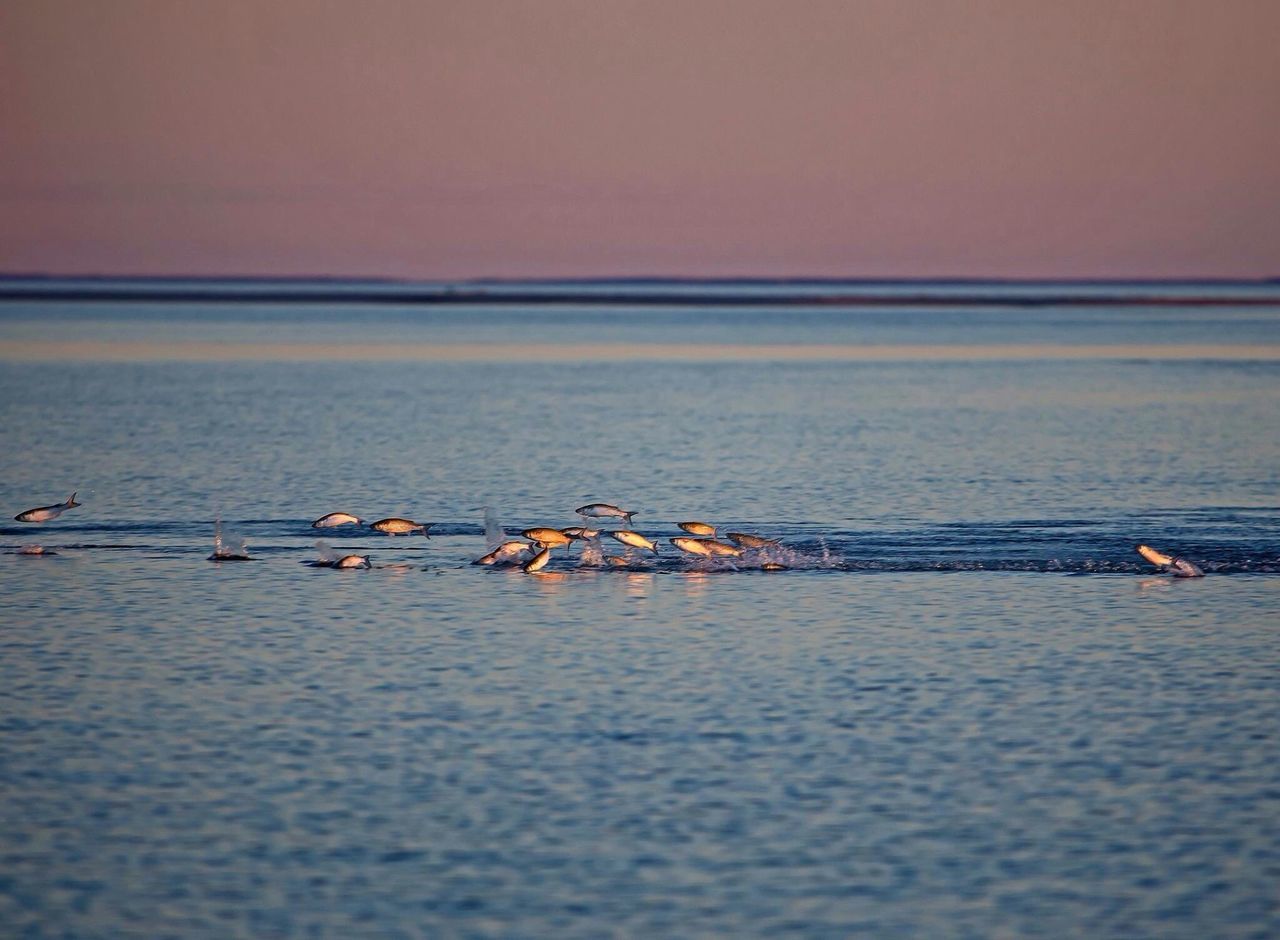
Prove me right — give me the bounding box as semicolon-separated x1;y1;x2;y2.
2;292;1278;937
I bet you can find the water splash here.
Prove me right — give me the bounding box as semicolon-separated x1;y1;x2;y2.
478;504;505;548
576;537;605;568
209;515;251;561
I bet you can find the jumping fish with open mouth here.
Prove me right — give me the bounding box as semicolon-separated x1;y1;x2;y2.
608;530;659;554
311;512;364;528
576;503;637;526
522;527;573;549
1136;543;1205;578
14;492;80;523
369;518;434;537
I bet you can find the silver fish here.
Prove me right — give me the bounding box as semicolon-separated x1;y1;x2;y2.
522;527;572;548
523;546;552;573
677;521;716;537
576;503;636;525
561;526;601;540
670;536;715;556
725;532;779;550
701;539;744;557
369;517;433;536
15;492;80;523
311;512;364;528
608;530;659;554
1136;543;1204;578
473;540;534;566
333;554;372;569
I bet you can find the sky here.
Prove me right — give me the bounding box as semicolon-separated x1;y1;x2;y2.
2;0;1278;280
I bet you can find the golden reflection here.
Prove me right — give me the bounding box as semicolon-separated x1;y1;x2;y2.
530;571;570;587
624;572;654;597
680;570;711;597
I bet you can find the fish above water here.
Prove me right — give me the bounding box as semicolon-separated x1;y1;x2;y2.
670;536;715;556
725;532;780;550
473;540;534;566
369;518;434;536
575;503;636;526
523;546;552;573
311;512;364;528
1136;543;1205;578
14;492;80;523
522;527;572;548
677;521;716;537
560;526;601;541
332;554;372;569
608;530;659;554
700;539;745;558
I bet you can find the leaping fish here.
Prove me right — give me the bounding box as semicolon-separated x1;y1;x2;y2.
1136;543;1205;578
14;492;80;523
576;503;637;526
560;526;601;541
311;512;364;528
670;536;715;556
608;530;659;554
522;527;573;548
473;541;534;566
369;518;434;537
725;532;780;550
700;539;744;558
523;546;553;573
332;554;372;569
677;521;716;537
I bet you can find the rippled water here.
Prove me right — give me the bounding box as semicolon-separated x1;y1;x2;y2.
2;293;1279;937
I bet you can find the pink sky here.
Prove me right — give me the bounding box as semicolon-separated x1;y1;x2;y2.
2;1;1278;279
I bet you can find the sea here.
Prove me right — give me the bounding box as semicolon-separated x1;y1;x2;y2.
2;280;1278;938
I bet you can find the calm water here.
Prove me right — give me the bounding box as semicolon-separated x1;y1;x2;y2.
2;292;1279;937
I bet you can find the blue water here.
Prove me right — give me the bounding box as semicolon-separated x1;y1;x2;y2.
2;293;1279;937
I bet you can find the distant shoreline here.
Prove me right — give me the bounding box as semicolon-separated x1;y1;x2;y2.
2;275;1278;307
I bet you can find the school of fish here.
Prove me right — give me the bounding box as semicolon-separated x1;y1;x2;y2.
8;491;1210;578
